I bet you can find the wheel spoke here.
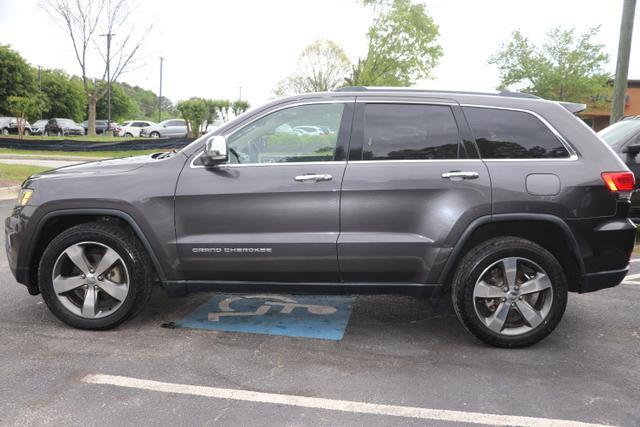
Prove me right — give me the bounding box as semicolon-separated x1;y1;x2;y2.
501;257;518;289
81;286;98;318
52;275;86;294
519;273;552;295
98;279;128;302
485;302;511;333
95;248;120;277
64;245;91;275
516;300;544;328
474;280;505;299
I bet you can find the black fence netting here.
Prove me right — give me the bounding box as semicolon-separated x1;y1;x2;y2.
0;137;195;152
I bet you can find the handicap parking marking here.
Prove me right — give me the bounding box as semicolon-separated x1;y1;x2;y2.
176;294;356;340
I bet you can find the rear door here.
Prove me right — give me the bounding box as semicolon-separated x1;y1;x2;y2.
338;98;492;283
174;100;354;282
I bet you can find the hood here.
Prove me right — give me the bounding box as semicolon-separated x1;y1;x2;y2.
29;154;158;180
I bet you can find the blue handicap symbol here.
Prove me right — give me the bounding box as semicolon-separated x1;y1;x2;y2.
176;294;356;340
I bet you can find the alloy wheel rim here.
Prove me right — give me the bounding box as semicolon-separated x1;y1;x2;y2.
52;241;130;319
472;257;553;336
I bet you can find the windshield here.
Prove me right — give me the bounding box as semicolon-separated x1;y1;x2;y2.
598;120;640;146
59;119;75;126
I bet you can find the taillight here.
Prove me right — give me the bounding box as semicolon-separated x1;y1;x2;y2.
601;172;635;191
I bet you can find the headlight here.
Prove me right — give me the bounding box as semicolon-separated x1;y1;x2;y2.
17;189;33;207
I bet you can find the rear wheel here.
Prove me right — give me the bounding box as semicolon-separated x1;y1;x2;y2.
149;131;160;138
23;129;31;136
451;237;568;348
2;127;9;135
39;223;153;330
125;132;133;138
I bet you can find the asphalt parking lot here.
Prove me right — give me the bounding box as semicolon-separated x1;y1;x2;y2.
1;199;639;426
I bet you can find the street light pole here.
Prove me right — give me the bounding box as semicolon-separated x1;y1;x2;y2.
611;0;637;125
38;65;42;119
100;32;116;133
158;57;164;122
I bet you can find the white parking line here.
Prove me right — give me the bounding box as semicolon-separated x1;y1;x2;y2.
82;374;613;427
623;280;640;285
624;272;640;280
629;258;640;263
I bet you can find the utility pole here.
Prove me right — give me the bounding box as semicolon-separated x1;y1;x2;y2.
37;65;42;119
158;57;164;122
238;86;243;101
611;0;637;125
100;32;115;132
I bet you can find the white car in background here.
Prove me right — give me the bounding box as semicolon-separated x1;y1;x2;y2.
120;120;156;137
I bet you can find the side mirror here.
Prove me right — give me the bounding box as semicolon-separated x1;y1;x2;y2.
202;135;228;166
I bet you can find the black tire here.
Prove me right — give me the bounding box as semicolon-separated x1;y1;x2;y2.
451;237;568;348
125;132;133;138
23;129;31;136
2;127;9;135
38;222;153;330
57;130;63;137
149;131;160;138
44;130;50;136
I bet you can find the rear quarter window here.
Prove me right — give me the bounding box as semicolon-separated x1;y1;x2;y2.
463;106;570;159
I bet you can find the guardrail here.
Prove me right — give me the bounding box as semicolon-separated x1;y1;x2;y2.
0;137;195;152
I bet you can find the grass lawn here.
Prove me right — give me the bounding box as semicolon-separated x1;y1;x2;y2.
0;164;51;186
0;147;164;159
0;135;146;143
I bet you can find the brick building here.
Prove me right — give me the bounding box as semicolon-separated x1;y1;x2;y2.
580;79;640;131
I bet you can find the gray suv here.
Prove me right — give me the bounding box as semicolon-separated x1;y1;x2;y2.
5;88;636;347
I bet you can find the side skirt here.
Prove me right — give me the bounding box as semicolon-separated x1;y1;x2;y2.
162;280;443;299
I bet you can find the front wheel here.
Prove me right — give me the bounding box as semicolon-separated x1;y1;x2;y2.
2;127;9;135
149;131;160;138
39;223;153;330
451;237;568;348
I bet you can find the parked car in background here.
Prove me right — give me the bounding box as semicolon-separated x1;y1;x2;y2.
44;118;85;136
82;120;107;134
139;119;188;138
119;120;155;137
598;116;640;221
293;125;327;135
29;119;48;136
0;117;32;135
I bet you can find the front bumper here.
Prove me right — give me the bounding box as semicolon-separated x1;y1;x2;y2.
4;205;38;294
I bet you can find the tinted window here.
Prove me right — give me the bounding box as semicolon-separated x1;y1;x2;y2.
463;107;570;159
362;104;461;160
226;103;344;164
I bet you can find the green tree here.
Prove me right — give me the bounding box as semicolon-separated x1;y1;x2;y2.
232;100;251;117
96;82;139;122
345;0;442;86
177;97;209;137
6;95;48;139
274;40;351;96
0;45;37;115
489;26;610;102
40;69;86;122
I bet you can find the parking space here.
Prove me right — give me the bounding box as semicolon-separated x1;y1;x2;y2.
1;199;639;426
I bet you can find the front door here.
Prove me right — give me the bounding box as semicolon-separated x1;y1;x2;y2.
338;99;492;283
175;101;354;282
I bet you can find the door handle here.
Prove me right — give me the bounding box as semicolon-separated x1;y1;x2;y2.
441;171;479;180
294;174;333;182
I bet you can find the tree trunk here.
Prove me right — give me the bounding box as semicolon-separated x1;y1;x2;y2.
87;95;98;136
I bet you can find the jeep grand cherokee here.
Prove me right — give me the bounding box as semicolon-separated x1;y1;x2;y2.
5;88;636;347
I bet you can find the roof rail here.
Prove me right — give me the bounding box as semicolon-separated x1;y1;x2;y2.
334;86;540;100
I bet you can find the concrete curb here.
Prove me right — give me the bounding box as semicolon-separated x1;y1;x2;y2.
0;185;19;201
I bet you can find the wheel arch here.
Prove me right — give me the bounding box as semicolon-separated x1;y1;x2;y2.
25;209;166;293
437;214;585;293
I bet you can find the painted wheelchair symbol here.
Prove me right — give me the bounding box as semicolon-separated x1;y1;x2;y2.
208;294;337;321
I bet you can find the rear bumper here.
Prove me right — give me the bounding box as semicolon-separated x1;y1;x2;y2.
580;266;629;293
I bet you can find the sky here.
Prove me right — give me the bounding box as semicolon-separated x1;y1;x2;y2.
0;0;639;108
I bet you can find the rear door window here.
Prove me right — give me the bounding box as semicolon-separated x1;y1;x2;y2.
463;106;570;159
362;104;462;160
